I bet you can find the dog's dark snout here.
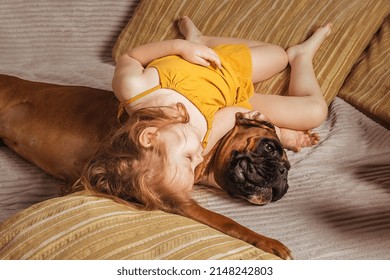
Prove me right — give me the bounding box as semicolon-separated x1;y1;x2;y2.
283;159;291;171
272;163;289;202
278;164;288;176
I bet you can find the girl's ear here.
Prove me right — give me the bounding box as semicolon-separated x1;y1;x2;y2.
139;127;159;148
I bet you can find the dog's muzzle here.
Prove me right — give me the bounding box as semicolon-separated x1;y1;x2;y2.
225;139;290;205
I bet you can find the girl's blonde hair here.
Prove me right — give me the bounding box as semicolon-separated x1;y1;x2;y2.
72;103;193;214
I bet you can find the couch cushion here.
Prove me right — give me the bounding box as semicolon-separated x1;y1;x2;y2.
112;0;389;105
338;15;390;128
0;191;279;260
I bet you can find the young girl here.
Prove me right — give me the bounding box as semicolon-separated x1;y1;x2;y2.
74;17;331;212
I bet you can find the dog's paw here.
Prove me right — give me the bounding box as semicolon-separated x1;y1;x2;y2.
256;237;293;260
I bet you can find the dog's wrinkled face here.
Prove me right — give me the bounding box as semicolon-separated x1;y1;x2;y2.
211;113;290;205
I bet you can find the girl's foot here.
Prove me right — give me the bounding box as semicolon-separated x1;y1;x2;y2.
240;111;320;152
286;23;332;63
178;16;204;44
279;128;320;152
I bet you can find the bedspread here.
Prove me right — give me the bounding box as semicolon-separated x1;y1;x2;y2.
0;0;389;260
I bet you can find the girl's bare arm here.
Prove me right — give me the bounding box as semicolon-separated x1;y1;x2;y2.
205;106;284;155
126;39;221;67
112;39;221;102
204;106;251;155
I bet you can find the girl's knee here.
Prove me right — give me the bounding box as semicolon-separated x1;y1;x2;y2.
274;45;289;69
251;45;288;82
310;99;328;127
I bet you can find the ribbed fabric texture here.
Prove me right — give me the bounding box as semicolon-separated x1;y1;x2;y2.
0;147;62;223
0;192;279;260
0;0;140;90
339;15;390;127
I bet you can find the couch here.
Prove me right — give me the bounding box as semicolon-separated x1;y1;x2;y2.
0;0;389;260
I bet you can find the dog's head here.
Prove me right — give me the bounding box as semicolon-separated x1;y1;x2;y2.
197;112;290;205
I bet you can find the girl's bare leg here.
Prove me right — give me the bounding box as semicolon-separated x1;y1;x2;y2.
178;16;288;82
179;16;270;47
248;24;331;150
248;24;331;128
179;17;331;151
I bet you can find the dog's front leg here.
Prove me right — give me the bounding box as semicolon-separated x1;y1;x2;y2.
180;200;293;260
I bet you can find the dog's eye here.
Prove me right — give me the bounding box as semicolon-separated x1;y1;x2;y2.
265;142;276;154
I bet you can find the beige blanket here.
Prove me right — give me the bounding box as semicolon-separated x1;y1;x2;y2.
0;0;389;259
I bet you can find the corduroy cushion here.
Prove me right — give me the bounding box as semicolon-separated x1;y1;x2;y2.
0;192;279;260
339;15;390;128
112;0;389;105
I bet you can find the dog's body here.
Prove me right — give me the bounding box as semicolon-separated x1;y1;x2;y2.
0;74;292;259
0;74;119;183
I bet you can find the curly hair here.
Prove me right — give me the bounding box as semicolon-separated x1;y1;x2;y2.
71;103;194;214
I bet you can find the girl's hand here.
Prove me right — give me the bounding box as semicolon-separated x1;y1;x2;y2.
178;40;222;69
240;110;270;122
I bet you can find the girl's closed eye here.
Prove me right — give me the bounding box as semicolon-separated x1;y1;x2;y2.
186;154;193;162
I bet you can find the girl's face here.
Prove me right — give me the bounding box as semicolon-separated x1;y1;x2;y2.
157;123;204;191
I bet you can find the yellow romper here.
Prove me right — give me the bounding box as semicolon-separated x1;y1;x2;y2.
119;44;254;148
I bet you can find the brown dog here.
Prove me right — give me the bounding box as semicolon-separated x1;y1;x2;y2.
0;74;292;259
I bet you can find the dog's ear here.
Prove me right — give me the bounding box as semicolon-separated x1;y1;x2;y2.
258;120;276;132
139;127;159;148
